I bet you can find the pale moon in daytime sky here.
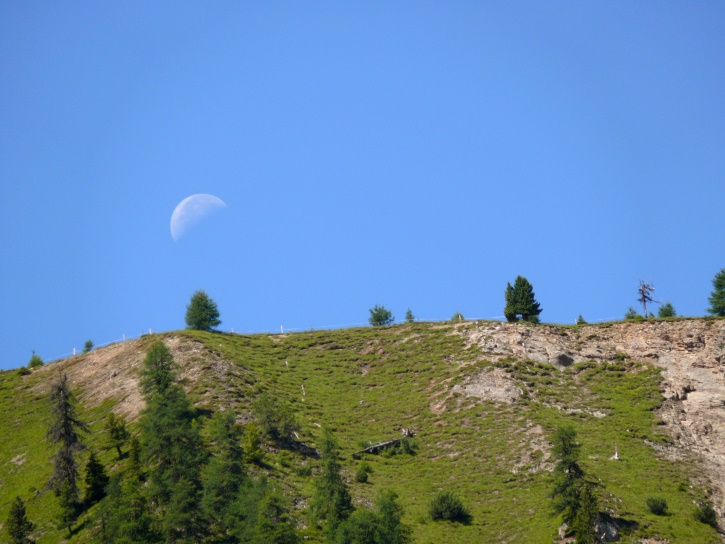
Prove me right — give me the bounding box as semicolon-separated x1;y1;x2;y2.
170;194;227;241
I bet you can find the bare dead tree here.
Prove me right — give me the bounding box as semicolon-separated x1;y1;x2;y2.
637;281;657;318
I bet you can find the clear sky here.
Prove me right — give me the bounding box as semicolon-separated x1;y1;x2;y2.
1;3;723;370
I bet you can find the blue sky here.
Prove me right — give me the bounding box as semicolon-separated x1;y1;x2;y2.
1;3;723;369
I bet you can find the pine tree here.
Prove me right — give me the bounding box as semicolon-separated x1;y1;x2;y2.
84;451;109;505
311;428;353;537
56;480;77;537
504;276;542;323
46;372;88;501
404;309;414;323
127;435;143;481
254;488;299;544
707;268;725;316
6;496;35;544
375;490;411;544
244;421;265;464
203;411;248;538
138;341;208;540
571;483;598;544
100;475;157;543
185;290;222;331
105;413;130;459
550;425;584;526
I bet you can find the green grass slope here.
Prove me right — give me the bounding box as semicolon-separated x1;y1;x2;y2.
0;321;720;543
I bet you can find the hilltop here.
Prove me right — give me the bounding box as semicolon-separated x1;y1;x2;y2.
1;318;724;543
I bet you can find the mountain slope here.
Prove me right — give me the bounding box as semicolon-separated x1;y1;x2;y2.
1;319;723;543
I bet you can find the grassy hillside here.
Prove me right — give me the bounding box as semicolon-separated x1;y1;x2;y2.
0;321;720;543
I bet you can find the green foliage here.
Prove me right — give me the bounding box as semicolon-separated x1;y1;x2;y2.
46;372;89;501
658;302;676;318
429;491;469;522
55;480;78;536
571;483;598;544
83;340;94;353
253;391;301;442
694;502;718;528
99;475;157;543
27;353;43;368
707;268;725;316
5;496;35;544
203;411;248;537
185;289;222;331
550;425;584;526
355;462;373;483
450;312;464;322
16;367;31;376
624;307;640;320
405;309;414;323
127;434;142;480
504;276;542;323
254;487;299;544
576;314;587;325
244;421;265;464
138;342;208;540
139;341;178;397
646;496;668;516
369;305;394;327
336;490;411;544
105;412;130;459
84;451;109;505
311;428;353;536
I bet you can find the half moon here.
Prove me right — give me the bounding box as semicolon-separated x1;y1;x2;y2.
170;194;227;241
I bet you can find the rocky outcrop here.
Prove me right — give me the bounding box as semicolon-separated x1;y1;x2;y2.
464;319;725;523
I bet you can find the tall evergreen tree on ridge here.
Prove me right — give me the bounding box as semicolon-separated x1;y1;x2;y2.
185;289;222;331
504;276;542;323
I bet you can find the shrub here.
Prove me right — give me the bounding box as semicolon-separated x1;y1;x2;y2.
369;305;394;327
17;367;31;376
646;497;668;516
576;314;587;325
355;462;372;483
624;307;639;320
694;502;718;528
450;312;464;322
28;353;43;368
83;340;94;353
429;491;469;522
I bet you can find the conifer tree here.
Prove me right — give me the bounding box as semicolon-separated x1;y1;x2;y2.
138;341;208;540
56;481;77;537
311;428;353;537
46;372;88;502
203;411;248;537
127;435;143;481
405;309;414;323
185;290;222;331
571;483;599;544
551;425;584;526
254;488;299;544
708;268;725;316
6;496;35;544
100;475;156;543
105;412;130;459
84;451;109;505
504;276;542;323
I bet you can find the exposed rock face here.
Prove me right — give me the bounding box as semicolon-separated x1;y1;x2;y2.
464;319;725;523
